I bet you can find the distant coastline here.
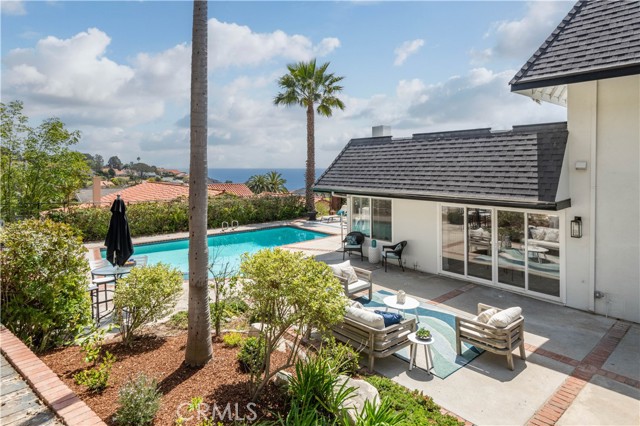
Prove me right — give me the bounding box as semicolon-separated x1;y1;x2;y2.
206;168;325;192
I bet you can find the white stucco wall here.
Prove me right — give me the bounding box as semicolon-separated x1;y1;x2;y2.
567;75;640;323
391;198;439;273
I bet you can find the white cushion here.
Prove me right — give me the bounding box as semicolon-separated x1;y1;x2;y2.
473;308;499;323
487;307;522;328
349;300;364;309
341;265;359;285
345;306;385;329
544;229;559;243
531;228;546;240
329;260;351;276
347;280;369;294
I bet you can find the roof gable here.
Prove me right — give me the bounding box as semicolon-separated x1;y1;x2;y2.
510;0;640;92
207;183;254;197
315;123;569;209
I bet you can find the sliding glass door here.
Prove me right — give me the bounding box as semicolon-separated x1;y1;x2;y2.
441;205;562;301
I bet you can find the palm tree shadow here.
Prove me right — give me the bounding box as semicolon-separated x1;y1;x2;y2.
157;362;202;395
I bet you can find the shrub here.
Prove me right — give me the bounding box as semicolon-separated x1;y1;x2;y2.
168;311;188;330
365;376;463;426
113;264;183;345
74;351;115;392
0;219;92;351
114;374;162;426
47;195;306;241
222;332;245;347
317;338;360;377
355;398;405;426
237;337;265;374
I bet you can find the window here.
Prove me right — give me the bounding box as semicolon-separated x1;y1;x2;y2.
351;197;392;240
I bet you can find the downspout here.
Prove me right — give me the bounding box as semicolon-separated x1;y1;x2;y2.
588;81;598;313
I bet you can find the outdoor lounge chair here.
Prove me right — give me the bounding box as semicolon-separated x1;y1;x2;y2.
342;231;365;260
382;241;407;271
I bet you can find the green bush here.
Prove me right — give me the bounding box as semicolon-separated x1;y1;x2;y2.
74;351;115;392
237;337;265;374
365;376;463;426
114;264;183;345
355;398;405;426
47;194;306;241
317;338;361;377
222;332;245;347
0;219;92;351
167;311;188;330
114;374;162;426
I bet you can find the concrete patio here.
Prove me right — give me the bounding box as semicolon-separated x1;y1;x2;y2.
301;221;640;426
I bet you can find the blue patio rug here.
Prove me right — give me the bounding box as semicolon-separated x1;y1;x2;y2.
354;290;483;378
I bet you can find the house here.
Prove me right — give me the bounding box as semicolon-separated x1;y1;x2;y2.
207;183;254;197
316;0;639;323
98;181;223;205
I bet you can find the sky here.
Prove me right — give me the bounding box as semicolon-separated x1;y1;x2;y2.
1;0;572;171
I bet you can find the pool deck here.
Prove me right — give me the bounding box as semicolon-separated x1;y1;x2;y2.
83;219;639;425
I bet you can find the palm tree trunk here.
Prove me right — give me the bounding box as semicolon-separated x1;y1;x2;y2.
185;0;212;367
305;104;315;214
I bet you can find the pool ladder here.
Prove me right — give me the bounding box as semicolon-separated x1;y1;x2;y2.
221;220;239;232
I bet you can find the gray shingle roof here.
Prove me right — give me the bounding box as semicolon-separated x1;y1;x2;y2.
314;122;569;209
510;0;640;91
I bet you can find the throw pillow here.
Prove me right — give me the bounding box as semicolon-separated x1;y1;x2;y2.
329;260;351;277
487;307;522;328
544;229;559;242
394;243;403;252
341;265;359;284
531;228;546;241
374;310;403;327
349;300;364;310
474;307;499;323
346;235;358;245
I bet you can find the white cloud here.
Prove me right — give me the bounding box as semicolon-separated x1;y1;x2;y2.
209;18;340;69
393;39;424;66
478;1;570;62
1;0;26;15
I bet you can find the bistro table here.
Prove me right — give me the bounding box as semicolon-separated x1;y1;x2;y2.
527;246;549;263
383;295;421;324
90;255;145;281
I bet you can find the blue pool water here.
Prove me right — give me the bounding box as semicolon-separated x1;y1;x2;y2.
101;226;328;275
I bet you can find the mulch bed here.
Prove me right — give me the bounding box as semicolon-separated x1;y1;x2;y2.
39;333;291;425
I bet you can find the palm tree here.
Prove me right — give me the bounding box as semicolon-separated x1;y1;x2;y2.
265;171;287;193
246;174;268;194
274;60;345;216
185;0;212;367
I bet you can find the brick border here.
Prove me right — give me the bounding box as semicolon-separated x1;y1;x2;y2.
526;320;633;426
0;326;106;426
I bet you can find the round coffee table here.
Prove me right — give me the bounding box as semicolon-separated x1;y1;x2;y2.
527;245;549;263
408;332;434;374
383;295;420;324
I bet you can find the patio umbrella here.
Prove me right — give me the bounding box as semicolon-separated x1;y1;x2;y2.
104;195;134;266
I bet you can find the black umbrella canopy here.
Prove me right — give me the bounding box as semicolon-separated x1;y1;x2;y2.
105;196;134;266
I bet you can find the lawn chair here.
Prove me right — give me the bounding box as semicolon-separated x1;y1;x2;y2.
382;241;407;271
342;231;365;261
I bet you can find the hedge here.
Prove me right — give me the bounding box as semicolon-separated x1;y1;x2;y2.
47;194;306;242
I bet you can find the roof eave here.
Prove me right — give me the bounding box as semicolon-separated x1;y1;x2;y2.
313;186;571;211
510;63;640;92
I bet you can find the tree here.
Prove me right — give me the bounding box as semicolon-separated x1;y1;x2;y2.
264;170;287;193
240;248;347;399
108;167;116;178
107;155;123;170
185;0;212;367
0;100;90;221
274;60;345;215
246;174;268;194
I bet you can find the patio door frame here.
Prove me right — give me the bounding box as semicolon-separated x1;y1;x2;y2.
437;203;566;303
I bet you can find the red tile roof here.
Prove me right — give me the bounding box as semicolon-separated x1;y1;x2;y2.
100;181;223;205
207;183;254;197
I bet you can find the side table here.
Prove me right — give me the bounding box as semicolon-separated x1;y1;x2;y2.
368;245;381;264
408;332;434;374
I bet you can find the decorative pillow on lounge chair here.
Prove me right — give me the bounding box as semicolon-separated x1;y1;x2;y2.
487;307;522;328
374;310;403;327
329;260;350;277
473;308;499;323
346;235;358;245
340;265;359;285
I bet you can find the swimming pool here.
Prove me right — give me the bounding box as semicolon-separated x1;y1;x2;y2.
101;226;328;275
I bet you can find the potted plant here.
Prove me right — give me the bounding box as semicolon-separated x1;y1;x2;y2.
416;328;431;341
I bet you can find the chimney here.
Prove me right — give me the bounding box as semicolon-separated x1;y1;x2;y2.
92;176;102;206
372;125;391;137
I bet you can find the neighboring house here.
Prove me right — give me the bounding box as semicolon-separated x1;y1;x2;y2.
98;181;223;205
207;183;254;197
316;0;639;323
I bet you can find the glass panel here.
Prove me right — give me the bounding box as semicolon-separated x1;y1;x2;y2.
351;197;370;236
497;211;525;288
527;213;560;297
467;208;493;281
441;207;464;275
371;199;392;241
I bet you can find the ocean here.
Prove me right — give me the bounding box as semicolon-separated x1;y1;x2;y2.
207;168;325;192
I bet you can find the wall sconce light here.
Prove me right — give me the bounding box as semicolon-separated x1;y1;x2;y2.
571;216;582;238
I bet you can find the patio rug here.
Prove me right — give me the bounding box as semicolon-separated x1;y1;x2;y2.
354;290;483;378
